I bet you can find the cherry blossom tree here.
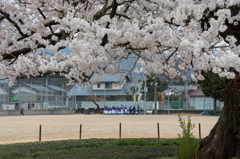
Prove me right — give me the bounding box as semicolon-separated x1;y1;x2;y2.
85;95;104;110
1;0;240;158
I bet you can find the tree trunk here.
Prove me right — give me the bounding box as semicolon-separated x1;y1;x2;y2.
213;98;217;115
92;101;102;113
198;78;240;159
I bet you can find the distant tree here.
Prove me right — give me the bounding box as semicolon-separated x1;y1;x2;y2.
140;74;168;101
122;85;138;101
159;81;169;93
170;80;185;85
197;71;226;114
170;79;193;101
85;95;104;111
171;93;181;101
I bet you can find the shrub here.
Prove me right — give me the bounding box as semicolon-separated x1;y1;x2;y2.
117;140;129;146
177;114;199;159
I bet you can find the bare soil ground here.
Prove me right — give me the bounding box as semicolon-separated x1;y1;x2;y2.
0;114;219;145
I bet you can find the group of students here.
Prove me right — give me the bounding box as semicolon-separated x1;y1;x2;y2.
103;104;143;115
128;104;144;115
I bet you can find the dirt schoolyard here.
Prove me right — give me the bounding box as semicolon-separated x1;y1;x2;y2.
0;114;219;144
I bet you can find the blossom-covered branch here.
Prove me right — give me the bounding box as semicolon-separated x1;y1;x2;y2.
0;0;240;85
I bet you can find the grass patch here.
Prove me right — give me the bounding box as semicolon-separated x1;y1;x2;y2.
0;138;183;159
117;139;178;146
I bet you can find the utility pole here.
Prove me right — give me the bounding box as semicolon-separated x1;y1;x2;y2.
167;84;170;114
45;76;48;109
134;82;137;107
104;87;106;107
144;76;146;111
178;93;181;110
154;74;157;112
185;77;188;110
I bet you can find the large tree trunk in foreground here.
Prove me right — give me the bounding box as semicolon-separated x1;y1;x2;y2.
198;79;240;159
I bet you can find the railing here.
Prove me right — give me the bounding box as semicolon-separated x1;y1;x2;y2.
0;100;222;111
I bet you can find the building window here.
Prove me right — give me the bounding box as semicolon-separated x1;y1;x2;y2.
28;103;35;109
97;84;100;88
105;83;112;89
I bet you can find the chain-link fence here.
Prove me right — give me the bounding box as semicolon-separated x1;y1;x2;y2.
0;77;222;111
0;77;69;110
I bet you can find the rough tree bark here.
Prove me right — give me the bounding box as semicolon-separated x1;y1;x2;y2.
198;77;240;159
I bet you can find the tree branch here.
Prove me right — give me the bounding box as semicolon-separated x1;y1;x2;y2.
37;8;54;34
93;0;112;21
162;48;178;64
0;9;27;37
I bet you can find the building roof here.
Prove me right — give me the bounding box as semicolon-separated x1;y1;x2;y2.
67;84;92;96
47;85;67;93
168;85;193;92
163;89;181;96
23;83;54;92
90;73;127;83
93;90;129;96
0;79;10;84
188;90;205;96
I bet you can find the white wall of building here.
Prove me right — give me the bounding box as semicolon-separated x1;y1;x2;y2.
190;97;220;110
92;83;105;90
112;83;122;89
92;82;122;90
2;104;15;110
0;87;8;95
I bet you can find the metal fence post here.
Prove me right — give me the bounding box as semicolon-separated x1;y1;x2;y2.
199;123;201;139
119;123;121;139
39;124;42;142
79;124;82;139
